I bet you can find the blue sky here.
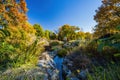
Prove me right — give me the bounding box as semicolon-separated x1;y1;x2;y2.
26;0;102;32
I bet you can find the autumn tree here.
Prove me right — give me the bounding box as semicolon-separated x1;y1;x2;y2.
76;31;85;40
94;0;120;38
85;32;92;41
0;0;28;27
58;24;80;41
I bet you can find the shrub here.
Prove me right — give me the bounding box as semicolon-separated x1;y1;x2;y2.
57;48;68;57
51;46;62;51
50;41;60;46
71;40;80;46
50;40;63;47
86;40;98;57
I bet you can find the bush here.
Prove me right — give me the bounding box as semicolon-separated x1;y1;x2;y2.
50;40;63;46
51;46;62;51
86;40;98;57
57;48;68;57
50;41;60;46
86;33;120;62
69;40;80;46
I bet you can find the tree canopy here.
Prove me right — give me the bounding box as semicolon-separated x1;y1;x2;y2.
33;24;44;37
94;0;120;38
58;24;80;41
0;0;28;27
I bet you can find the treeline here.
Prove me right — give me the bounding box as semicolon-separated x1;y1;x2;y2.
33;24;92;41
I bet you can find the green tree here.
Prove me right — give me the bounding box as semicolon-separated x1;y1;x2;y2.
44;30;50;39
33;24;44;37
49;31;57;40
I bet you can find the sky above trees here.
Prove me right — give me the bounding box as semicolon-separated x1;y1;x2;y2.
26;0;102;32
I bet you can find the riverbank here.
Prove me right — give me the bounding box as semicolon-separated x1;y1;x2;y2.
0;40;120;80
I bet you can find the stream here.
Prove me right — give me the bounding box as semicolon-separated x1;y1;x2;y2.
54;56;64;80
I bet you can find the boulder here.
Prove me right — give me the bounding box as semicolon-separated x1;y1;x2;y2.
38;52;59;80
51;69;59;80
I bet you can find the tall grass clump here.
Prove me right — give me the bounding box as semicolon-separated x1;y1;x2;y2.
87;63;120;80
0;24;46;70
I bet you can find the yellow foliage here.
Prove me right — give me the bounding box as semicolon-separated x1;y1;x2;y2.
5;22;36;46
21;22;36;33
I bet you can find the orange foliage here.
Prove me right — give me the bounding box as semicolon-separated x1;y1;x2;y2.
0;0;28;27
21;22;36;33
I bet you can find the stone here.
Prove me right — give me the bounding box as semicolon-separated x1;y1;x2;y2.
38;51;59;80
44;74;48;80
67;61;73;67
51;69;59;80
70;77;80;80
78;69;88;80
66;70;72;77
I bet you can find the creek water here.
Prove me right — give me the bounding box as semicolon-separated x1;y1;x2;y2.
54;56;64;80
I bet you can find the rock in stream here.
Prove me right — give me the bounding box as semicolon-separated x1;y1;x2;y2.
37;51;59;80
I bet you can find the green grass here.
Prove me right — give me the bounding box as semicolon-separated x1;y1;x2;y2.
0;64;45;80
87;63;120;80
